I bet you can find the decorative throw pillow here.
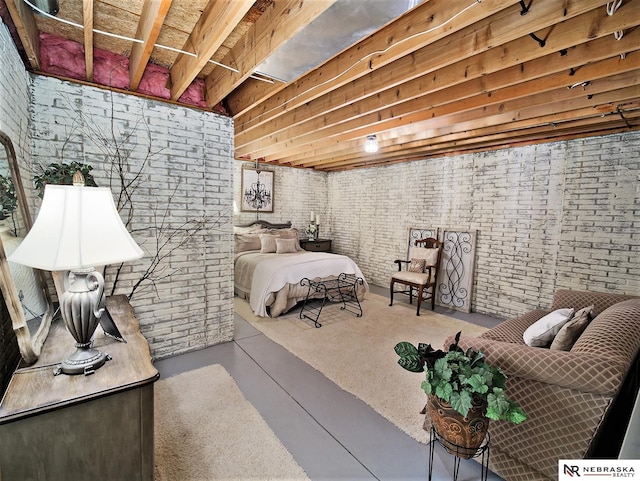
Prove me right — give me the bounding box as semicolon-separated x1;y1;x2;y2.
275;238;297;254
259;234;278;253
550;305;594;351
271;228;303;251
408;258;426;272
523;308;575;347
411;247;439;267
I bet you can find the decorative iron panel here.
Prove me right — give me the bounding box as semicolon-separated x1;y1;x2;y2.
437;230;477;313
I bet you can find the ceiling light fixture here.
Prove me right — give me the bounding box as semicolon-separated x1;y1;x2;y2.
364;135;379;153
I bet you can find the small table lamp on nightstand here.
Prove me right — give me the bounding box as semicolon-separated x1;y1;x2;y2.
9;175;143;375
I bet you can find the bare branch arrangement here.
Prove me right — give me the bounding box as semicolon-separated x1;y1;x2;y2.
31;94;222;300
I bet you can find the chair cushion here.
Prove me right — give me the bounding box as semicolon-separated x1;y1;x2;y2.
550;305;593;351
410;246;439;266
409;258;426;272
391;270;431;285
523;308;574;347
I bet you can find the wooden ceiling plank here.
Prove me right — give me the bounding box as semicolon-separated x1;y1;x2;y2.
234;0;612;145
129;0;173;90
231;0;520;123
4;0;40;69
83;0;94;81
169;0;254;101
236;0;635;155
276;65;640;166
321;111;640;170
204;0;336;109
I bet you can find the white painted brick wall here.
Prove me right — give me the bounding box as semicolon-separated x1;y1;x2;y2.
326;134;640;319
27;77;235;360
0;21;32;194
233;161;328;236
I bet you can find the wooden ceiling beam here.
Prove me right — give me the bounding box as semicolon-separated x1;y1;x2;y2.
169;0;253;101
286;74;640;168
329;112;640;171
129;0;173;90
231;0;521;124
236;0;636;157
82;0;94;81
204;0;335;109
277;49;640;166
4;0;40;69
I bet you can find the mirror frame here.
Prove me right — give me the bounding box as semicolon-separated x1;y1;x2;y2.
0;131;54;365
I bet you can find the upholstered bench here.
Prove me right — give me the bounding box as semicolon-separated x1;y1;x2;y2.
451;289;640;481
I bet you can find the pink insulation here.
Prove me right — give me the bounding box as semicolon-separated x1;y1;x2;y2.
39;32;216;111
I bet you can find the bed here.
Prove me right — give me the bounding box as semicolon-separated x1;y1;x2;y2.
234;220;368;317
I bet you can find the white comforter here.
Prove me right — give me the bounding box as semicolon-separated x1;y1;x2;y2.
248;251;367;316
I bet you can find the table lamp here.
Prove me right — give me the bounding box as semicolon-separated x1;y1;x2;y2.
9;174;143;375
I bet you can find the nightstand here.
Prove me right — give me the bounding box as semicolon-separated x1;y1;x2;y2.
300;238;332;252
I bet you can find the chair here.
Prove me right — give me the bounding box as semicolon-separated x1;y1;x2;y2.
389;238;443;316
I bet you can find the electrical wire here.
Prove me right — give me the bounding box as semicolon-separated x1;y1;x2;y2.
240;0;483;128
606;0;626;58
21;0;239;73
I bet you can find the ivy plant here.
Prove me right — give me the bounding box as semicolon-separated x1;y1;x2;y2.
0;174;17;221
395;332;527;424
33;161;98;198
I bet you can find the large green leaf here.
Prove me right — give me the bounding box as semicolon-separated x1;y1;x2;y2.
394;342;418;357
397;354;423;373
450;390;473;418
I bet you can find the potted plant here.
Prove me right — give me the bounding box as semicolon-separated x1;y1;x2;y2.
394;331;526;458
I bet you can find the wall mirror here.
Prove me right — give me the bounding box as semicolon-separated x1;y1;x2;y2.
0;131;54;365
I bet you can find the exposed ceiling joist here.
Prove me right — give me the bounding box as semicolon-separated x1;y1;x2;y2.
1;0;638;171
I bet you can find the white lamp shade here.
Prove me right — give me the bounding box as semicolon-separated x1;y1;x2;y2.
9;185;144;271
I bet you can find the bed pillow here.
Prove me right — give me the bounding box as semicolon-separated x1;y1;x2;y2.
550;305;593;351
234;225;267;235
259;234;278;253
523;308;574;347
276;238;297;254
235;234;262;253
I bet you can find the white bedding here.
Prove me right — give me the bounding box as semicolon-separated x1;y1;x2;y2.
235;250;368;317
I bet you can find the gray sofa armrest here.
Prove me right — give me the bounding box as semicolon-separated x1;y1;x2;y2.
450;335;626;396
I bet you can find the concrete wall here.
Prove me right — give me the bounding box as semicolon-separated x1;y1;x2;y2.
27;76;235;360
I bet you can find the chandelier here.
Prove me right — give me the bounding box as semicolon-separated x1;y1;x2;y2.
244;168;271;211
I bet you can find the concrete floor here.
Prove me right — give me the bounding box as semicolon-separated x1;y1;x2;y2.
154;285;506;480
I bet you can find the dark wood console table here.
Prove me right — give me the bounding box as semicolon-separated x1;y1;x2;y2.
0;295;159;481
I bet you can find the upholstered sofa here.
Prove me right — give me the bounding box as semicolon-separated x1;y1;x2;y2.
452;289;640;481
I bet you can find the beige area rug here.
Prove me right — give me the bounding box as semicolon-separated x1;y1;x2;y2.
154;364;309;481
235;292;488;444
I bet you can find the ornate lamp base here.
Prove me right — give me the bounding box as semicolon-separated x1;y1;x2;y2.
55;344;110;376
55;269;109;376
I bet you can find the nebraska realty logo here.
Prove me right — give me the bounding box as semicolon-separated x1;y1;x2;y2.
560;460;640;479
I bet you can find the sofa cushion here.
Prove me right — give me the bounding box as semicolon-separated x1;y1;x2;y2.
550;305;593;351
571;298;640;364
523;308;574;347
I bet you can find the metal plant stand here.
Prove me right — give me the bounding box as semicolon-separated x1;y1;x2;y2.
428;425;490;481
299;273;364;327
